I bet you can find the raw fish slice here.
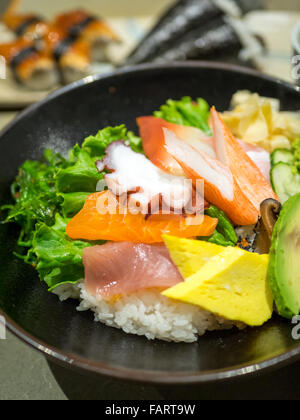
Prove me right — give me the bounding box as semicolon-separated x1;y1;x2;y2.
83;242;183;300
66;191;218;243
137;116;214;176
164;128;259;225
126;0;224;65
211;108;277;210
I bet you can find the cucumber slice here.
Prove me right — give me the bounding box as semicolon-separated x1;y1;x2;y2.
271;149;293;166
271;162;300;203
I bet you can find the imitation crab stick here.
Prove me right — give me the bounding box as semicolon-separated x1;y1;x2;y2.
66;191;218;243
211;108;278;210
137;116;214;176
138;115;272;183
164;128;260;226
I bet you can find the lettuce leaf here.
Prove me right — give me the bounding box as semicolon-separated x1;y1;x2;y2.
30;214;91;290
2;124;141;287
56;146;104;193
1;150;66;246
126;131;144;154
198;230;234;247
199;206;237;247
82;125;128;157
56;126;143;196
154;97;212;135
59;192;91;218
82;125;143;157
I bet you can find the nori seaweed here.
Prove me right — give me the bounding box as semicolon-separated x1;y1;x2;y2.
125;0;264;65
126;0;223;65
152;16;242;62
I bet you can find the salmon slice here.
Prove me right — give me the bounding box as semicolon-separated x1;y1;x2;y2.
211;108;277;209
164;128;259;225
83;242;183;299
137;116;214;176
66;191;218;243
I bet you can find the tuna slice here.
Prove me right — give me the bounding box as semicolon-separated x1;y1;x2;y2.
211;108;278;210
83;242;183;299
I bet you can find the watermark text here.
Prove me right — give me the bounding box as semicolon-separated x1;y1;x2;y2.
95;179;205;225
292;55;300;83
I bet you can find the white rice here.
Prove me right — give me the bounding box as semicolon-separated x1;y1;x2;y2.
53;282;244;343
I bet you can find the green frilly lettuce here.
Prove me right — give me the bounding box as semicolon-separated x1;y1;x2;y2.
2;125;142;290
154;96;212;135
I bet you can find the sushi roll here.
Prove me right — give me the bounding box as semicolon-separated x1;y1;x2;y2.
151;16;263;67
54;9;119;62
44;25;91;84
0;0;20;19
0;37;58;90
125;0;264;65
2;13;49;40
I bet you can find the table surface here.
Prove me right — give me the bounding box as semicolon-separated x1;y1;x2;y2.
1;0;300;401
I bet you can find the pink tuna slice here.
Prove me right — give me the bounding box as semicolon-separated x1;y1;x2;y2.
83;242;183;300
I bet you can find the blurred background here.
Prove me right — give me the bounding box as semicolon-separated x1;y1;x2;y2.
1;0;300;401
0;0;300;109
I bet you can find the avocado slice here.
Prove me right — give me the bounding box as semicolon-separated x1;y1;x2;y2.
269;193;300;319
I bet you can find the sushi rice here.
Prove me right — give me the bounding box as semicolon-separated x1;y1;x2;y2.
54;283;243;343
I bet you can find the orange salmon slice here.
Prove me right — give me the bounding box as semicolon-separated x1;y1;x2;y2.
66;191;218;243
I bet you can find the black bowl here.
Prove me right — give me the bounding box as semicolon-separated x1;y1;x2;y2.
1;62;300;385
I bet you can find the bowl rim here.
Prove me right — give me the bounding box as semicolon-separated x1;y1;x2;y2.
1;61;300;385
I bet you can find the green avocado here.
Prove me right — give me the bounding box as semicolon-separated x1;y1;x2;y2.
269;193;300;319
